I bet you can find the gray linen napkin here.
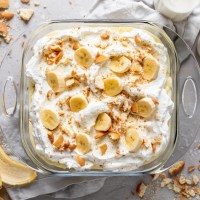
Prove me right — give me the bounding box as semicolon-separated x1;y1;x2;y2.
2;0;200;199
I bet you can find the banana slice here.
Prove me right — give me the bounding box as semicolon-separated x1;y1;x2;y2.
125;127;142;152
70;94;88;112
76;133;91;154
46;71;66;92
0;146;37;186
40;107;60;130
143;55;160;81
137;97;156;118
110;56;131;73
104;77;123;96
94;113;112;131
74;47;94;68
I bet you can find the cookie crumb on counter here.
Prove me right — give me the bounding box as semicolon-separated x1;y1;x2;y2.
4;34;12;43
21;0;30;4
141;161;200;199
0;0;9;9
188;165;195;173
136;182;147;198
0;11;14;20
0;22;8;37
34;1;40;6
17;8;34;22
169;160;185;176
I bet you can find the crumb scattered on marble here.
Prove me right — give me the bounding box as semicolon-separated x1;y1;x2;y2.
192;174;199;185
21;0;30;4
43;4;47;8
4;34;12;43
169;161;185;176
0;22;8;37
0;0;9;9
0;11;14;20
161;178;172;187
188;165;195;173
17;8;34;22
152;173;160;181
34;1;40;6
136;182;147;198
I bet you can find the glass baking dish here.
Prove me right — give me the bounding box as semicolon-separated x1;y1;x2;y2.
1;20;200;176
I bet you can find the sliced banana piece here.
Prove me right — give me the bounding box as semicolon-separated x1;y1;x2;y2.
76;133;91;154
94;75;104;89
46;71;66;92
104;77;123;96
94;113;112;132
40;107;60;130
70;94;88;112
143;55;160;81
74;47;94;68
0;146;37;186
125;127;142;152
137;97;156;118
110;56;131;73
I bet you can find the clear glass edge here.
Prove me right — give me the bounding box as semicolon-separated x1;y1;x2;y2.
20;20;179;176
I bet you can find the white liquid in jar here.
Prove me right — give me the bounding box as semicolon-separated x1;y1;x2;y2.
154;0;200;21
164;0;200;13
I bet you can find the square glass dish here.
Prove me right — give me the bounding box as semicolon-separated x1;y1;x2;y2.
1;20;198;176
20;20;178;175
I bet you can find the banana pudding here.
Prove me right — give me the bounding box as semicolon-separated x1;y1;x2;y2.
26;27;174;171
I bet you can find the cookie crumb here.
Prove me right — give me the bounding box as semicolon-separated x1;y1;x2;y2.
0;22;8;37
161;178;172;187
0;0;9;9
18;8;34;22
179;175;186;185
192;174;199;185
188;165;195;173
0;11;14;20
136;182;147;198
4;34;12;43
34;1;40;6
152;173;160;181
21;0;30;3
169;161;185;176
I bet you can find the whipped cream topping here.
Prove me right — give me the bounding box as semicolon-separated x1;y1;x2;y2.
26;27;174;171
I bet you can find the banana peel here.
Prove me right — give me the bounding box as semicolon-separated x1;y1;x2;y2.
0;176;2;189
0;146;37;186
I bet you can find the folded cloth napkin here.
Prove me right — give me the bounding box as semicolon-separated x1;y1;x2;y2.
2;0;200;199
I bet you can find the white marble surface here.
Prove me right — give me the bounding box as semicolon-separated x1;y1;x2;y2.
0;0;200;199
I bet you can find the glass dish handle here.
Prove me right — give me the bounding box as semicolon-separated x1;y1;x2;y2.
181;77;197;118
2;76;18;116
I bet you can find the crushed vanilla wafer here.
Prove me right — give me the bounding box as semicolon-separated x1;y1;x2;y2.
0;11;14;20
0;0;9;9
136;182;147;198
21;0;30;4
17;8;34;22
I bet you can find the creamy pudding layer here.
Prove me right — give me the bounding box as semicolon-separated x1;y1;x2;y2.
26;27;174;171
